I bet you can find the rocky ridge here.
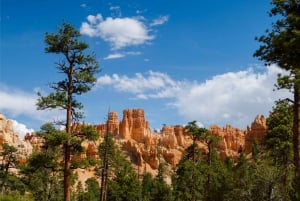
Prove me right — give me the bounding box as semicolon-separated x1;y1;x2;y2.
0;109;267;172
69;109;266;170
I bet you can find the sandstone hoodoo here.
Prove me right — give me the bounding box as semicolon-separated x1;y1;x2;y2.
76;109;267;169
0;110;267;171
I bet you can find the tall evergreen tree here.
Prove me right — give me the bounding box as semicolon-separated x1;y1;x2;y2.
254;0;300;178
266;100;293;180
172;121;206;201
36;21;100;201
22;123;67;201
98;135;141;201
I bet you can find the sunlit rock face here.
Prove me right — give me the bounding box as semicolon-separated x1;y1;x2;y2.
1;109;267;171
244;115;267;154
210;124;246;160
0;113;33;163
119;108;151;142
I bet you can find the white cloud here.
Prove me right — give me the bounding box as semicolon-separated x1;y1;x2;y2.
96;71;181;98
0;85;37;116
174;65;291;127
11;120;34;139
104;53;125;60
95;65;291;128
150;15;169;26
103;51;141;60
80;14;154;50
0;84;64;123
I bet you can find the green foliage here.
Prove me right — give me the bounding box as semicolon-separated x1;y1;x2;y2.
37;20;100;201
22;150;64;201
141;173;155;201
254;0;300;70
81;125;99;141
185;121;208;143
98;135;142;201
265;100;293;166
98;134;116;166
83;178;100;201
0;174;26;195
37;21;100;121
141;166;173;201
254;0;300;177
0;144;25;194
0;193;34;201
107;149;142;201
0;143;18;172
22;124;64;201
23;168;63;201
172;159;204;201
263;100;296;200
252;139;260;162
184;121;209;162
37;123;69;147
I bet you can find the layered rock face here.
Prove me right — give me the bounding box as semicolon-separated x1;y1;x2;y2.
0;113;33;162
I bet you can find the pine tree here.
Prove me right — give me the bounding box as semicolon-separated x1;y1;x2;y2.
37;21;100;201
0;144;26;195
254;0;300;178
99;135;142;201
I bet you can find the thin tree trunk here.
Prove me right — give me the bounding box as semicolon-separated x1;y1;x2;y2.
293;81;300;177
100;119;109;201
64;68;73;201
64;143;71;201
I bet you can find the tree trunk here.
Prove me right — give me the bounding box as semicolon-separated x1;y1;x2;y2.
64;69;73;201
100;119;109;201
293;81;300;177
63;143;71;201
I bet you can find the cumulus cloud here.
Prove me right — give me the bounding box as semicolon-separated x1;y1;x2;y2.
95;65;291;128
174;65;291;127
80;14;154;50
11;120;34;139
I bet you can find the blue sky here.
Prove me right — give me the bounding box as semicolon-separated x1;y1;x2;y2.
0;0;291;137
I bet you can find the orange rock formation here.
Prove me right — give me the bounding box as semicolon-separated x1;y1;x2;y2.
0;110;267;171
